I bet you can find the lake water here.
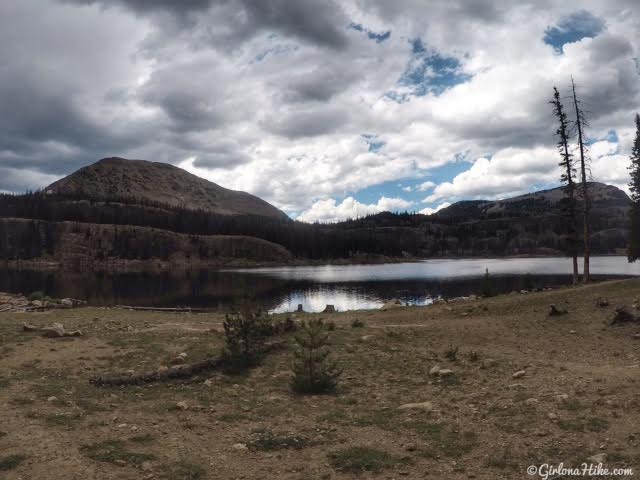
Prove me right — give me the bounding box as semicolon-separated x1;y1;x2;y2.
1;256;638;313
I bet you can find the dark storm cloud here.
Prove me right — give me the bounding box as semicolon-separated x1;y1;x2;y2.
63;0;349;49
266;107;351;139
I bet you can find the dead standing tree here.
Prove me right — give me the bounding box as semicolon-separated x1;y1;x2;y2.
571;77;591;283
550;86;579;284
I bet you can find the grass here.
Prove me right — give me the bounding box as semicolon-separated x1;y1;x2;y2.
159;460;206;480
557;417;610;433
413;423;477;458
247;429;309;451
44;413;83;429
80;439;156;466
0;454;27;472
328;446;402;473
129;433;156;444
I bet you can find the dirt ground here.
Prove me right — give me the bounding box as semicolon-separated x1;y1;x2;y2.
1;279;639;480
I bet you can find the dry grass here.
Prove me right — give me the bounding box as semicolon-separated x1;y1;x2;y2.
1;279;640;479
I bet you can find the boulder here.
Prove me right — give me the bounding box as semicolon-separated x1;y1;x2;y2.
548;304;568;317
41;323;66;338
398;401;434;411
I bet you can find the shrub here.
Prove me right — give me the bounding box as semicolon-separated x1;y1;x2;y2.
328;447;401;473
444;345;459;361
481;268;494;297
350;319;365;328
222;309;272;370
28;291;45;301
291;319;341;394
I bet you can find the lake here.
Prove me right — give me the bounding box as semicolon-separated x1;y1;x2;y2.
1;256;638;312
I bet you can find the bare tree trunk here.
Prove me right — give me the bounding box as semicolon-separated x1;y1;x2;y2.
571;78;590;283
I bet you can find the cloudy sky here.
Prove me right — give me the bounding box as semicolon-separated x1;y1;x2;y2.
1;1;639;222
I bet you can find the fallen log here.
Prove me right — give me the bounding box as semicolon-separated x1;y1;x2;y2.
115;305;217;313
609;307;639;326
90;342;284;387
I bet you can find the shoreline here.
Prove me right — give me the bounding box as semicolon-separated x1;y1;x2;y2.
0;253;632;272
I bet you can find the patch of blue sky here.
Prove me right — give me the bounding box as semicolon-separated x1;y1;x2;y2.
585;129;619;146
348;23;391;43
543;10;605;54
361;134;385;152
251;44;298;63
351;153;474;208
387;38;471;101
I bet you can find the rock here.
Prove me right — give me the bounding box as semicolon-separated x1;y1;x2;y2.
398;401;434;411
170;356;185;365
47;396;58;403
114;459;127;467
548;304;568;317
512;370;526;379
31;300;43;307
323;304;336;313
480;358;496;369
438;369;454;377
60;298;74;307
524;398;539;406
547;412;557;420
203;379;213;387
175;401;189;411
232;443;248;451
633;333;640;339
178;352;188;359
65;330;83;337
596;298;609;308
587;453;607;464
429;365;441;376
41;323;66;338
381;299;403;311
360;335;373;341
22;323;39;332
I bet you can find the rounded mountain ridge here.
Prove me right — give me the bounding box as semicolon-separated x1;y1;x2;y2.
45;157;289;220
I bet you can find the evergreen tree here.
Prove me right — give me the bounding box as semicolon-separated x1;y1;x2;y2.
291;319;341;394
628;113;640;261
222;309;272;370
550;86;579;283
571;77;591;283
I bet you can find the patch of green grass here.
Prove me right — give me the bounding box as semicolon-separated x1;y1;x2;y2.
587;417;610;432
557;417;610;433
80;439;155;466
159;460;206;480
328;446;402;473
0;454;27;472
129;433;155;444
558;398;585;411
9;397;35;407
217;413;249;423
44;412;83;429
413;423;477;458
247;429;309;451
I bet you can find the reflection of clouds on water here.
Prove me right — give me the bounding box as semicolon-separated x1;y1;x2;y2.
231;257;640;283
270;287;436;313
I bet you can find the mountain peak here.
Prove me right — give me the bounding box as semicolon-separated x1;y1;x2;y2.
45;157;289;220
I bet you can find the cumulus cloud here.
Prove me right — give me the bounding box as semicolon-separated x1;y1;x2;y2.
297;196;412;223
0;0;638;216
419;202;451;215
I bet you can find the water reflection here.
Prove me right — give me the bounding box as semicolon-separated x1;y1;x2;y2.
0;256;637;312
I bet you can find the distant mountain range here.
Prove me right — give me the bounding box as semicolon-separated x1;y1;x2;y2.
0;158;631;267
